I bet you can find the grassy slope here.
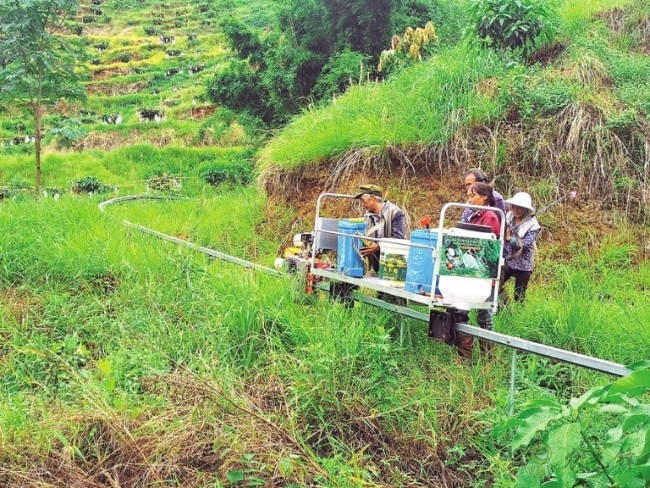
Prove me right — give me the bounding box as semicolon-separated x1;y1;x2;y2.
0;144;249;193
259;0;648;172
0;0;649;486
1;193;648;486
0;0;273;187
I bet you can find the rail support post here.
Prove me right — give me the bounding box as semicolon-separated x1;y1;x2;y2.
509;349;518;415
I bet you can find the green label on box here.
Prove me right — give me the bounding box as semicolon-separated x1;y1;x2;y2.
379;253;408;281
439;235;501;279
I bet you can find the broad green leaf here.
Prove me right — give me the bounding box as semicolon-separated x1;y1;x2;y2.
63;334;77;352
279;458;293;476
547;423;581;487
492;416;524;437
607;426;623;443
622;404;650;431
627;360;650;372
514;466;542;488
512;409;563;452
575;471;599;480
599;404;628;414
226;469;245;482
642;429;650;459
607;370;650;399
522;398;563;410
614;463;650;485
97;358;112;376
105;376;116;393
620;430;647;459
570;385;609;409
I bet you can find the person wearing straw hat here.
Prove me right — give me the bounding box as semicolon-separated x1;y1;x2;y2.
503;192;541;302
354;184;406;273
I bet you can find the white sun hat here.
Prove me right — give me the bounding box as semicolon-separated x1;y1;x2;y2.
504;192;535;213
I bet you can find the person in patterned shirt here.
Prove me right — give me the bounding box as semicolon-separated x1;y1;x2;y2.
503;192;541;302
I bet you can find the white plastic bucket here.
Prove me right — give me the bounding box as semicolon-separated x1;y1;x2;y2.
378;238;410;287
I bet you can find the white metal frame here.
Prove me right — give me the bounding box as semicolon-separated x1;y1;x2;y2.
309;193;507;312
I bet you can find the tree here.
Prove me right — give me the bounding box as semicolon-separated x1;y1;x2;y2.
322;0;393;56
0;0;85;192
209;0;399;124
468;0;556;57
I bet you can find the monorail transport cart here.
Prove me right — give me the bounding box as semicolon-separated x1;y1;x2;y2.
305;193;506;346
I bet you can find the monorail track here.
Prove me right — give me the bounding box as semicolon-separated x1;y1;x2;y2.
100;194;632;411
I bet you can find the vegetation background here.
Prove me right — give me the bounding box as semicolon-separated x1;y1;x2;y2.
0;0;648;486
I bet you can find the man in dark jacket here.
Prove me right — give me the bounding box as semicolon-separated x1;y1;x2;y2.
355;184;406;273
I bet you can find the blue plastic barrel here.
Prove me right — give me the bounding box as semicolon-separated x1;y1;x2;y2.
337;219;366;278
405;229;438;294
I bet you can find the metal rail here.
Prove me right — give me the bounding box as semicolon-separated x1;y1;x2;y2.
99;194;282;277
100;194;632;383
314;282;630;377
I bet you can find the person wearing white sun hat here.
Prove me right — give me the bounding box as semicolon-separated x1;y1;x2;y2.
503;192;541;302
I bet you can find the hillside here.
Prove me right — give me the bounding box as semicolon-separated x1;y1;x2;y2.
0;0;649;486
260;0;649;227
0;0;273;191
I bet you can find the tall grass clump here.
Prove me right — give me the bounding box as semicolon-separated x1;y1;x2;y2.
0;192;521;486
259;45;508;171
501;234;650;364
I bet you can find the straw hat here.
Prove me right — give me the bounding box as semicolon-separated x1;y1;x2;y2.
505;192;535;213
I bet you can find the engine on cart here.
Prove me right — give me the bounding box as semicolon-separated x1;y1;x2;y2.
276;232;333;273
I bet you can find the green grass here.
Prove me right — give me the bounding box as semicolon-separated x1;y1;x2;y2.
0;188;648;485
260;46;509;170
0;144;250;191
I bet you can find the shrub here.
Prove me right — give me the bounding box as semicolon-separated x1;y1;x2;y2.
524;80;575;115
200;160;253;186
50;118;88;149
606;109;638;133
219;17;264;65
494;362;650;486
468;0;557;56
313;49;371;99
42;187;65;198
71;176;110;194
7;175;32;189
1;176;32;198
207;61;265;115
146;173;181;193
116;52;133;63
0;187;19;199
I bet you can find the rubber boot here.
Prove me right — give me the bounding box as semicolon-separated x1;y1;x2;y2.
477;309;493;330
456;333;474;359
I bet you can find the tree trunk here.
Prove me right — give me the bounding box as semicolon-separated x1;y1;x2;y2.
34;99;43;193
